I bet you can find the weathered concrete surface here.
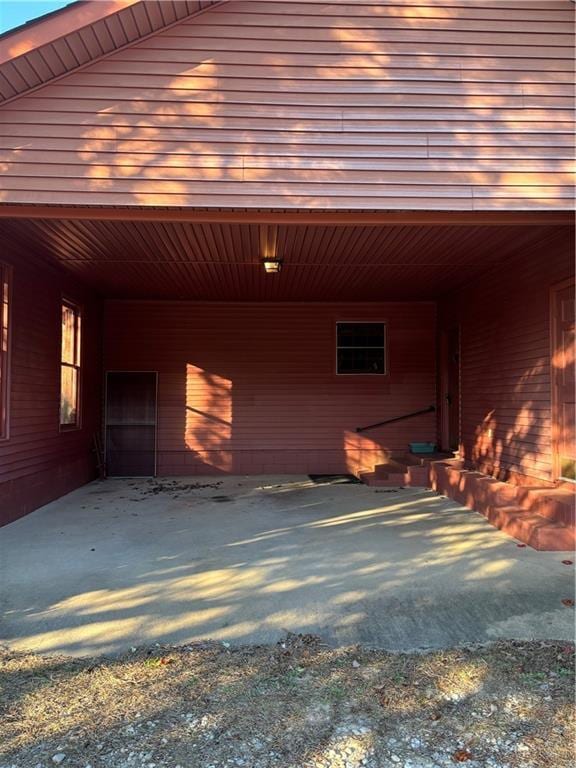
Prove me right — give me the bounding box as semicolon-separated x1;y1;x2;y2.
0;476;574;657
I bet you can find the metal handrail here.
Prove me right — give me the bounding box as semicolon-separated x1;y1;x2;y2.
356;405;436;433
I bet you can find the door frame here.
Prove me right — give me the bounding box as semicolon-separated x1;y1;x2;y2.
104;370;158;477
550;276;575;483
439;326;461;453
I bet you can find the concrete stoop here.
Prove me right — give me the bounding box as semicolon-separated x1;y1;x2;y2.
428;460;576;552
357;454;433;488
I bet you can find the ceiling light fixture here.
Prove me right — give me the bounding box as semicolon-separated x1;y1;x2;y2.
262;258;282;274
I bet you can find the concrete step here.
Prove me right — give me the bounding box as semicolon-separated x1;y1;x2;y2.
429;460;576;551
359;455;450;489
373;460;409;478
359;471;410;487
487;505;576;551
518;486;576;526
431;463;574;522
407;465;429;487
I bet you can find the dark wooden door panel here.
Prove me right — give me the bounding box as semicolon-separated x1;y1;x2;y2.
106;372;156;476
440;327;460;452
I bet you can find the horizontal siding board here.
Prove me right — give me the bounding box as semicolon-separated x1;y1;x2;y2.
1;117;572;134
2;163;573;185
0;131;572;149
115;47;576;72
88;62;576;88
207;12;571;33
4;191;570;210
6;87;573;111
5;99;573;122
46;73;576;99
167;23;573;48
3;155;573;172
138;36;573;59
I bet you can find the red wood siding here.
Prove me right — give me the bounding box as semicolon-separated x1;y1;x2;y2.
440;231;574;485
104;301;436;475
0;246;101;525
0;0;573;210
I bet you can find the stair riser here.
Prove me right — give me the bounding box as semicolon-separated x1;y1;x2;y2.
533;525;576;551
367;473;410;487
407;467;429;487
362;473;429;489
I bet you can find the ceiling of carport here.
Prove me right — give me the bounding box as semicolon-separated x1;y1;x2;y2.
0;215;570;301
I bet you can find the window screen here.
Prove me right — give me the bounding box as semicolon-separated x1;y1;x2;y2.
337;322;386;375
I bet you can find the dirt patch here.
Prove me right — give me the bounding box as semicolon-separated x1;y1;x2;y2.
308;475;362;485
131;479;223;497
0;637;573;768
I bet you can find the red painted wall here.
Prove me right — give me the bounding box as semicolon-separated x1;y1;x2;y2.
440;233;573;485
104;301;436;476
0;247;101;525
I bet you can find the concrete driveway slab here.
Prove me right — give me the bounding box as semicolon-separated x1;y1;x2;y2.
0;476;574;656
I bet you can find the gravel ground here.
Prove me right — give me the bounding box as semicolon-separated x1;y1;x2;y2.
0;637;574;768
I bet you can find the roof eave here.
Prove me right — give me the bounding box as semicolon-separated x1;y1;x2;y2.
0;0;140;65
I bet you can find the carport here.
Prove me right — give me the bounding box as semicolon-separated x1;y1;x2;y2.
0;3;574;553
0;208;573;550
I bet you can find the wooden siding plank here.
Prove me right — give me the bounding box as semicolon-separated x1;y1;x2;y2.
1;106;572;129
90;61;576;86
0;130;572;148
169;24;573;49
2;163;573;188
18;76;576;108
3;154;573;172
2;145;574;162
116;47;576;71
139;36;573;59
206;11;572;33
6;191;574;210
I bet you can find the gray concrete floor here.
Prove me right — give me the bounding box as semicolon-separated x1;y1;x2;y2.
0;476;574;657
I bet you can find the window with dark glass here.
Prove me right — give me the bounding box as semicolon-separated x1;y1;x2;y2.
336;322;386;375
60;300;82;428
0;262;11;439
